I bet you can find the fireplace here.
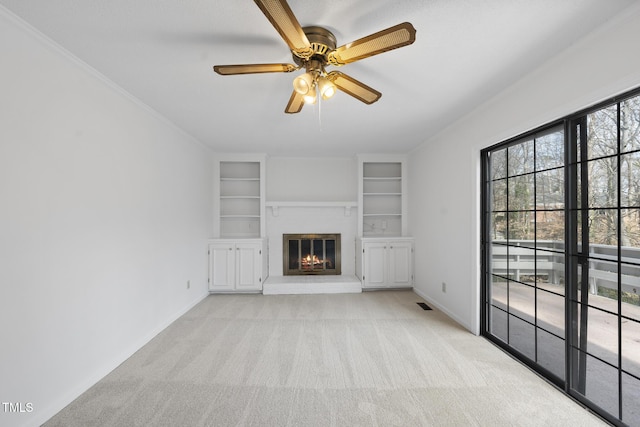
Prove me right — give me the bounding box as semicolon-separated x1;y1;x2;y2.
283;234;341;275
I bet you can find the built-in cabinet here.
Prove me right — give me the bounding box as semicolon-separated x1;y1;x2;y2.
356;238;414;289
208;239;267;292
357;155;408;237
211;154;267;293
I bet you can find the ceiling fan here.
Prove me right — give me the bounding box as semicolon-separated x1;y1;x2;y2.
213;0;416;114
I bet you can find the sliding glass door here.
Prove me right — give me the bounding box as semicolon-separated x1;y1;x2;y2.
566;96;640;424
482;90;640;426
483;124;567;383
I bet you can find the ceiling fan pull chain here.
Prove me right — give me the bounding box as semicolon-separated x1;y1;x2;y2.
318;89;323;131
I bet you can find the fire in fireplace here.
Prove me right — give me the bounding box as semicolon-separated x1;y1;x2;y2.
283;234;341;275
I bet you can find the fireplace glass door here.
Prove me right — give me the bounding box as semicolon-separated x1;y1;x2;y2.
283;234;341;275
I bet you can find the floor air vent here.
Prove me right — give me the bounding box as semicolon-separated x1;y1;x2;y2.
417;302;432;310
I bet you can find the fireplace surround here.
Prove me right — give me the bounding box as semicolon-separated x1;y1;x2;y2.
283;233;341;275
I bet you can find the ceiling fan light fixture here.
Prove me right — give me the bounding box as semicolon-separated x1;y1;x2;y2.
317;76;336;100
303;85;317;104
293;72;313;95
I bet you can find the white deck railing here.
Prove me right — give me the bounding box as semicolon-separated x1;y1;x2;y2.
491;240;640;296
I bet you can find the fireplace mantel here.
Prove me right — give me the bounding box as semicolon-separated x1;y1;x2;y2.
265;201;357;217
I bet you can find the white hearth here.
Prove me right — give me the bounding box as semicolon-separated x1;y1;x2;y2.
263;275;362;295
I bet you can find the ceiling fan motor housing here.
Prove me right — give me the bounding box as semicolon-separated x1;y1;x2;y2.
292;26;337;68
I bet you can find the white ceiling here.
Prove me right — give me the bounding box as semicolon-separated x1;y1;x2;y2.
2;0;636;156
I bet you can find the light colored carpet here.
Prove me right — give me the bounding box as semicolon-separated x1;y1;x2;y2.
45;290;607;426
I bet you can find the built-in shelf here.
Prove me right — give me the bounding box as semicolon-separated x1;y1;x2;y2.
364;177;401;180
358;156;407;237
220;177;260;180
215;156;265;238
220;196;261;199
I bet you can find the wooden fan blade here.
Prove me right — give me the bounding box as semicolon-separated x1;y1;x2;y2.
327;71;381;105
328;22;416;66
285;90;305;114
213;63;297;75
254;0;313;59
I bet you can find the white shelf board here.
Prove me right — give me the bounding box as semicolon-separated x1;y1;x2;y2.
266;201;357;217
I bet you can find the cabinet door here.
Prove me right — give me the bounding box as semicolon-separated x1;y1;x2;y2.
209;244;235;291
388;242;412;287
235;243;262;290
363;242;388;288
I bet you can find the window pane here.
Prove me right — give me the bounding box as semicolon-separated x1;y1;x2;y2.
589;209;618;246
536;128;564;171
509;314;535;360
622;319;640;378
587;104;618;160
508;212;535;242
622;371;640;426
490;306;508;343
536;251;565;296
583;352;619;417
536;168;564;209
587;258;620;314
586;307;619;367
490;244;507;276
621;151;640;208
620;95;640;153
537;290;565;338
537;328;565;380
509;281;535;324
491;178;507;212
490;274;508;311
509;246;535;284
620;248;640;320
490;213;507;241
588;157;618;208
536;210;564;243
508;139;534;176
508;174;534;211
621;209;640;248
491;148;507;179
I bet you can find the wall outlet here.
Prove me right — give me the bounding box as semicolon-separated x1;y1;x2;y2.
187;280;191;289
442;282;447;293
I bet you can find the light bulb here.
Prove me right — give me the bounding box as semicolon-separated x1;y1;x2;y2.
303;85;317;104
317;77;336;100
293;72;313;95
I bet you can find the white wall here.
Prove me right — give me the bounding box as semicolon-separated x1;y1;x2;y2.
0;10;212;427
408;4;640;334
266;156;357;202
